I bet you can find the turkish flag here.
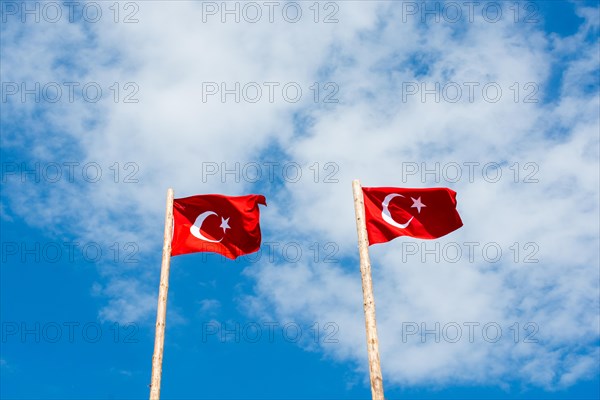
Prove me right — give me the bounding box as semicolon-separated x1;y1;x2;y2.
362;187;463;245
171;194;266;259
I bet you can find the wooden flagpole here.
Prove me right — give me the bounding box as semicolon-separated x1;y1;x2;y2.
352;179;385;400
149;188;174;400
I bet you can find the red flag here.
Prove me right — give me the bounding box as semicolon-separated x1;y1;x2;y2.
362;187;462;245
171;194;266;259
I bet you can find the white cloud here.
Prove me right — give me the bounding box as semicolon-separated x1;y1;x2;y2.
197;298;221;316
2;0;598;391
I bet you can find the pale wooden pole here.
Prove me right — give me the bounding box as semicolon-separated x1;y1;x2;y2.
149;188;174;400
352;179;385;400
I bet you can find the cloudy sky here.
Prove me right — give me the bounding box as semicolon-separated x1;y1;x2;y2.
1;1;599;399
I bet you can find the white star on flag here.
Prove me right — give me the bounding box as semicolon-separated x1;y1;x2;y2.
410;197;426;213
220;217;230;233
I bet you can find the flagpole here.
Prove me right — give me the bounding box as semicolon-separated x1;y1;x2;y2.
149;188;174;400
352;179;385;400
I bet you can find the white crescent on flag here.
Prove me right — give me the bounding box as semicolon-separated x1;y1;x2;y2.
381;193;413;229
190;211;224;243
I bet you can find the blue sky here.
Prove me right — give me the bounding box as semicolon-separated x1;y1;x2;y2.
1;1;599;399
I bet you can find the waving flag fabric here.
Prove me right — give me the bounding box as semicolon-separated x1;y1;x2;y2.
362;187;462;245
171;194;266;259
